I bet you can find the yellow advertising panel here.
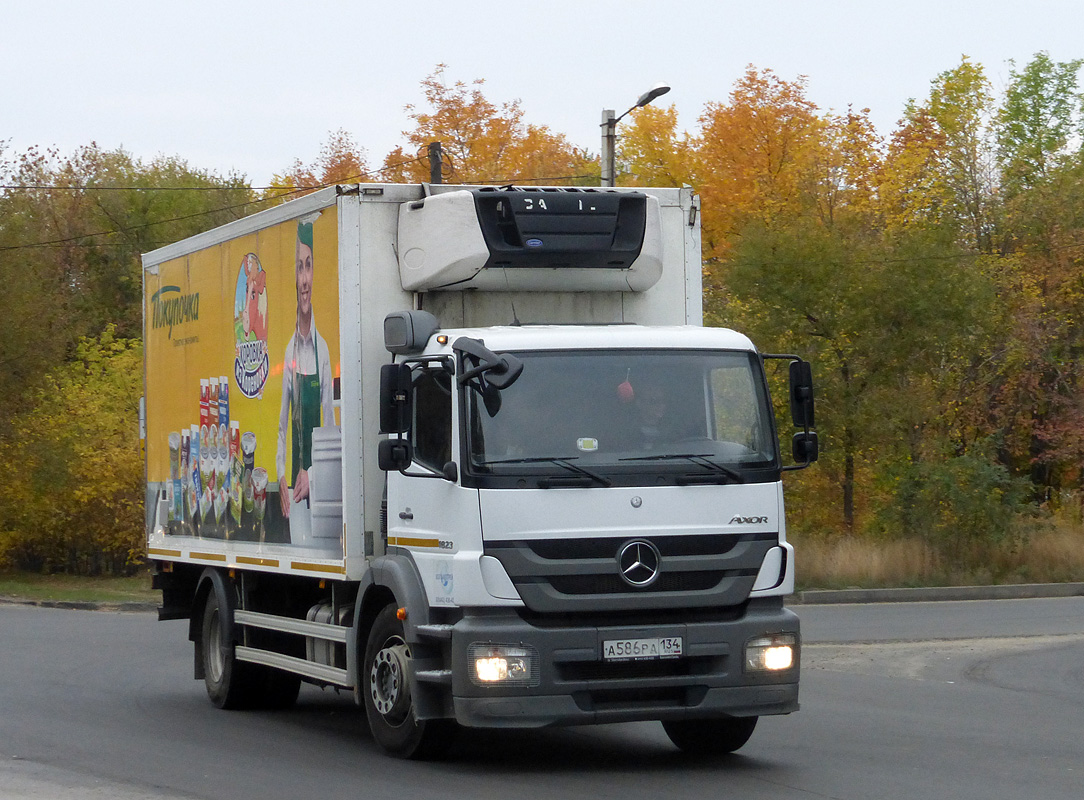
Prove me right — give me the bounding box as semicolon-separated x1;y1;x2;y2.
145;207;342;552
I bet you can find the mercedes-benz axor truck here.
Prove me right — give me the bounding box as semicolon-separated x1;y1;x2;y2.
142;182;817;759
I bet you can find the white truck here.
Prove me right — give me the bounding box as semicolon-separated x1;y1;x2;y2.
142;182;817;759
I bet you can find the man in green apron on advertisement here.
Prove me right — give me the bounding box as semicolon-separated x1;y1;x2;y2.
277;217;334;521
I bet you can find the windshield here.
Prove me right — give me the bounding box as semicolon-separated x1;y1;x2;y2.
465;349;779;487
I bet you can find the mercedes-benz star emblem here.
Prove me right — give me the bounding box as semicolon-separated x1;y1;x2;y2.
617;540;661;587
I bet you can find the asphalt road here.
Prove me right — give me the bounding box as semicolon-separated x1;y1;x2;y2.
1;597;1081;800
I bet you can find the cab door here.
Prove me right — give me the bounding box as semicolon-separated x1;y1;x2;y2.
385;363;486;607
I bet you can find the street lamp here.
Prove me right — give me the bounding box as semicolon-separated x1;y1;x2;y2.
600;82;671;187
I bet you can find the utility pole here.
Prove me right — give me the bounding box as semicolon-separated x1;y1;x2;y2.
428;141;442;184
599;83;670;188
600;109;617;187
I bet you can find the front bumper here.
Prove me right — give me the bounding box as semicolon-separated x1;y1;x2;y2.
446;599;800;729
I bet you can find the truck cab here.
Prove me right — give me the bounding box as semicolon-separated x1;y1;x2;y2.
373;317;808;753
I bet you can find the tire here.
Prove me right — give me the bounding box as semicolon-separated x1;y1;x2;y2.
200;589;302;710
362;605;456;759
201;589;255;709
662;716;758;755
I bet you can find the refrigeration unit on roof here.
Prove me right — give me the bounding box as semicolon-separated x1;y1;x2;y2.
396;187;664;292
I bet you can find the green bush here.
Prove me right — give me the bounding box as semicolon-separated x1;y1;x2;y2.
877;442;1034;563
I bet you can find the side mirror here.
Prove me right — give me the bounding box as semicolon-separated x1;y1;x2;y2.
792;431;819;464
484;353;524;390
379;363;413;434
378;438;414;472
789;360;815;429
453;337;524;390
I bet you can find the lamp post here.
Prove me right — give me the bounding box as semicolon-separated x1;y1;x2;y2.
600;82;671;187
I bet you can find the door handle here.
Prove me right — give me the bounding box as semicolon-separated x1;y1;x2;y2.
398;510;414;520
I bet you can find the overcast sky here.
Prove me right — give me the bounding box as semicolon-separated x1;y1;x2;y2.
4;0;1083;187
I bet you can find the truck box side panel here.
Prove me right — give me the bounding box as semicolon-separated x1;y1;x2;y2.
144;193;346;561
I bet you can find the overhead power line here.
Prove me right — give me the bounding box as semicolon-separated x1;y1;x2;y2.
0;194;277;252
0;184;252;191
0;155;431;253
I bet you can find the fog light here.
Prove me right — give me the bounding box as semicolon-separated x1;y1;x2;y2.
469;643;539;687
745;633;797;672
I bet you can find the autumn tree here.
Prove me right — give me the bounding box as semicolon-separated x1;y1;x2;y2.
878;107;951;234
719;215;1001;535
615;104;694;187
694;68;895;531
806;107;882;234
694;67;826;260
982;53;1084;499
381;65;594;185
0;327;144;574
266;128;371;200
1;143;252;572
997;52;1084;197
0;143;250;426
905;57;998;251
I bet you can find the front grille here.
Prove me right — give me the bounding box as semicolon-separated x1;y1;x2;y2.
516;604;746;629
546;569;745;595
527;533;754;560
485;532;777;614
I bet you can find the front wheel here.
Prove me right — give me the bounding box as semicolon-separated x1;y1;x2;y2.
362;605;455;759
662;716;758;754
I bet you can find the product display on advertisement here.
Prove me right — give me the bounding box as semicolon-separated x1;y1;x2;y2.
147;213;342;552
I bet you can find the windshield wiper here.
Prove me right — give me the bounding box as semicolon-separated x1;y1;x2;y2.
619;453;745;484
479;456;612;487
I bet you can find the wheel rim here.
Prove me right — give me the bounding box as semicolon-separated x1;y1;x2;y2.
206;606;225;683
370;636;412;726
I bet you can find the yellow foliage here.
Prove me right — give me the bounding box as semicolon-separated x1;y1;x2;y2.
878;107;953;232
694;67;828;258
381;65;594;186
0;327;144;575
616;104;694;187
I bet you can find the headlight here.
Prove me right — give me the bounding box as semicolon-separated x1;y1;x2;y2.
745;633;797;672
469;643;539;687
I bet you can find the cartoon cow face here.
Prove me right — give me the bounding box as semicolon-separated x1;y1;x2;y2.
241;254;267;341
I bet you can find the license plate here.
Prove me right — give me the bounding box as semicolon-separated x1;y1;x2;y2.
602;636;683;661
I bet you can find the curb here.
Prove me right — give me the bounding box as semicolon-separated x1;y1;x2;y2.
0;596;158;613
788;582;1084;605
5;584;1084;612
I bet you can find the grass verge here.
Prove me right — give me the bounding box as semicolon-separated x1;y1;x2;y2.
4;522;1084;604
0;570;157;606
793;522;1084;590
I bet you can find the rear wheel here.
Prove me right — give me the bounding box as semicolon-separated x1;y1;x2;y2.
201;589;254;709
200;589;302;710
362;605;455;759
662;716;758;754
